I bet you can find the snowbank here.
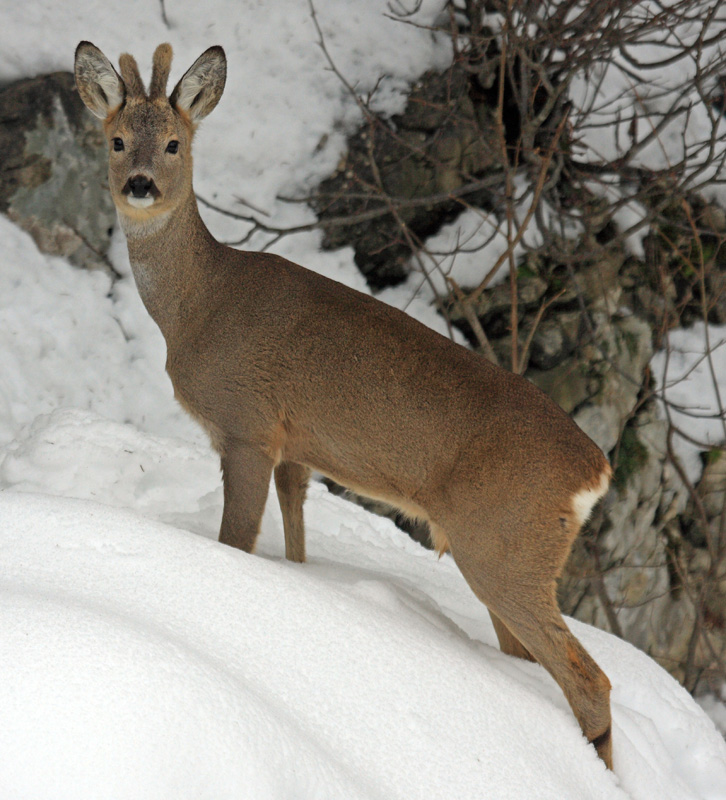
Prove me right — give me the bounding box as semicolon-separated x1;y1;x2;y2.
2;454;726;799
1;1;726;797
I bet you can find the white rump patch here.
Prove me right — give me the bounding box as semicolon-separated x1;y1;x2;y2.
571;467;611;527
127;196;155;209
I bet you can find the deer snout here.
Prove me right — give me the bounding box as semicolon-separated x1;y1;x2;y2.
124;174;158;208
128;175;153;197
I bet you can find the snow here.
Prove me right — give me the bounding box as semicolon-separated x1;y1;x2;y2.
700;694;726;739
1;0;726;797
569;2;726;187
650;322;726;483
3;480;726;800
388;177;546;303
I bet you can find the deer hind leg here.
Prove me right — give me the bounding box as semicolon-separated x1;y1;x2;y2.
496;594;611;768
488;610;535;662
219;444;275;553
274;461;310;563
452;541;612;769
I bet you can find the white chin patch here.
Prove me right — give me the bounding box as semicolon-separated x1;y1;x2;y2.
127;196;155;209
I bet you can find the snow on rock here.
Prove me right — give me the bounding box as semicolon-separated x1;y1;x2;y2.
650;322;726;483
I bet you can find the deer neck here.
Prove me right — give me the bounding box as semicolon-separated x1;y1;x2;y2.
119;188;220;341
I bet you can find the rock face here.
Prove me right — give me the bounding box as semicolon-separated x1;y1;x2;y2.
0;71;116;272
314;69;497;287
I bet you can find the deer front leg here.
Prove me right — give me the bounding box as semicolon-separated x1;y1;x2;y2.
219;444;274;553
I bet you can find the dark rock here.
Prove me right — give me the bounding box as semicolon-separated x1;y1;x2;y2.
447;275;548;328
527;356;592;413
709;270;726;324
313;68;498;288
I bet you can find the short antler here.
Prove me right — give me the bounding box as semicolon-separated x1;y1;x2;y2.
119;53;146;99
149;43;173;100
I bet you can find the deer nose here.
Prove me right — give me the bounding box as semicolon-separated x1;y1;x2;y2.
127;175;154;198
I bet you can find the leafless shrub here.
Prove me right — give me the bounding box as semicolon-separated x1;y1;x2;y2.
199;0;726;691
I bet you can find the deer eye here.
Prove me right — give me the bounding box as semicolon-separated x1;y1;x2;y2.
112;137;124;152
166;140;179;154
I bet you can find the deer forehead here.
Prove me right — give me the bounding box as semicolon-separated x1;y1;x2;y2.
106;99;191;144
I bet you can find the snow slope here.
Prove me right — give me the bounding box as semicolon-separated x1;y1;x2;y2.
1;225;724;798
1;0;726;797
2;468;726;800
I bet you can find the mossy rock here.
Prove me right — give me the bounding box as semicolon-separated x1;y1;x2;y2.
0;71;115;272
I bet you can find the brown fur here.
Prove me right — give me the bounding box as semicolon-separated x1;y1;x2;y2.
75;41;614;769
118;53;145;99
149;44;173;99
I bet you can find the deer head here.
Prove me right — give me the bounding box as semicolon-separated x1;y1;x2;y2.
74;42;226;229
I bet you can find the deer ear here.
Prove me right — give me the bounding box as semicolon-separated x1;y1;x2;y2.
170;46;226;123
74;41;126;119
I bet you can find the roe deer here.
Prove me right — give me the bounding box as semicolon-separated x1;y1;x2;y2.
74;41;614;768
